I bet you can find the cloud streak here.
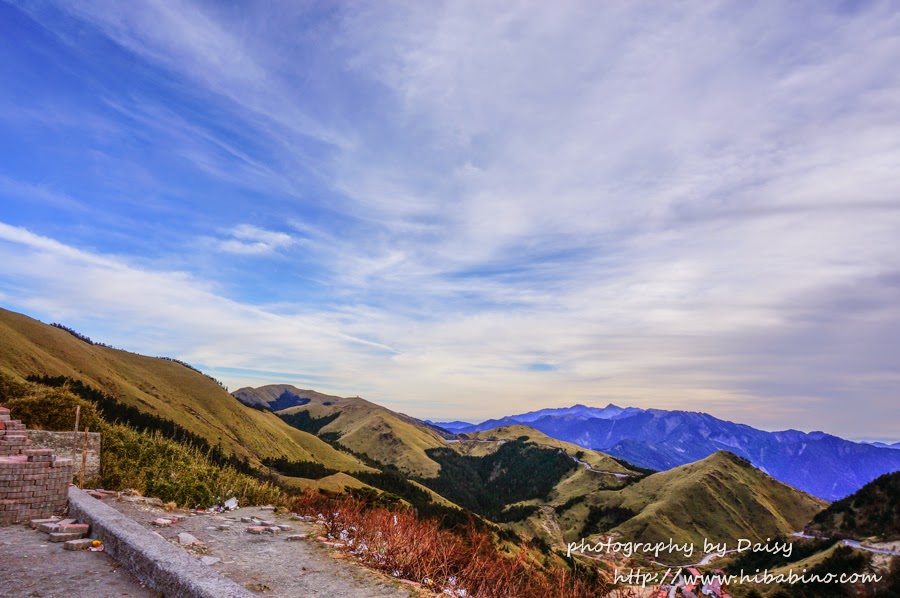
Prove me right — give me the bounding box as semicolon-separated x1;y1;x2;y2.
217;224;296;255
1;1;899;439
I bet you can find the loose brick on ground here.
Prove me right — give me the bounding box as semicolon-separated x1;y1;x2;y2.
63;538;96;551
49;531;86;542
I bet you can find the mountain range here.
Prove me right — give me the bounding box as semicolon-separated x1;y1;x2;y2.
864;441;900;450
0;306;872;561
433;404;900;501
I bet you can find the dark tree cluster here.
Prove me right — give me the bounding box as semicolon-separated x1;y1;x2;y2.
811;472;900;540
580;505;637;537
279;410;341;435
419;439;577;522
261;456;337;479
51;323;106;346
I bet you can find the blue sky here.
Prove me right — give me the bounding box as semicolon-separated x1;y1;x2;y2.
1;1;899;440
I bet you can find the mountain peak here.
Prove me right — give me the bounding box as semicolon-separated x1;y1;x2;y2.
599;448;827;556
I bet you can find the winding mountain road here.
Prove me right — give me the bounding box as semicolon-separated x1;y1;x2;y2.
792;532;900;557
570;455;636;479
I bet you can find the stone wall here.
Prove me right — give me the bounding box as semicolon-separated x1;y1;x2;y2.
27;430;101;480
0;407;73;525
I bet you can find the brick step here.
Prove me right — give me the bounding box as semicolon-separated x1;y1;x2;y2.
29;516;61;529
64;538;97;551
49;531;87;542
37;518;77;533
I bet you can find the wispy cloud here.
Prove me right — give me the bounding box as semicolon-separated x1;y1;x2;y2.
1;1;899;439
217;224;296;255
0;175;85;212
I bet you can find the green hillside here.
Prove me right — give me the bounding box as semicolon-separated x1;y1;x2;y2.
0;308;368;472
578;451;827;558
237;384;451;477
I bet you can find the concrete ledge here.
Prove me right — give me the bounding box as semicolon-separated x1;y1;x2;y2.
67;487;254;598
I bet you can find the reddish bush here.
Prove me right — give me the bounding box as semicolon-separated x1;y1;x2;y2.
288;490;634;598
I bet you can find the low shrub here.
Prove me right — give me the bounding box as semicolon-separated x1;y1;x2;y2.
288;489;616;598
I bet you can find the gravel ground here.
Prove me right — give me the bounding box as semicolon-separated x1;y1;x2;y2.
106;498;420;597
0;522;159;598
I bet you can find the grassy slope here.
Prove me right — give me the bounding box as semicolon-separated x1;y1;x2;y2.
233;384;344;408
253;384;449;477
456;425;633;474
585;451;827;551
0;308;367;471
278;472;378;494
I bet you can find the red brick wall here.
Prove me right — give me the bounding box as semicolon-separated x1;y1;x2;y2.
0;407;73;524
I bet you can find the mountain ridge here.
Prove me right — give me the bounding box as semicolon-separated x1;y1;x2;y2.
447;404;900;501
0;307;369;472
556;450;827;561
235;383;452;477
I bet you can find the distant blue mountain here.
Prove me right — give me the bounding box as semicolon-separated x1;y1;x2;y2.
445;403;639;433
864;441;900;450
427;420;475;432
452;406;900;501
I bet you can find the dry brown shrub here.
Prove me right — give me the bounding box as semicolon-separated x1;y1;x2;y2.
289;490;614;598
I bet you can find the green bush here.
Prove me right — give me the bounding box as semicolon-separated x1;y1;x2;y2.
97;424;282;507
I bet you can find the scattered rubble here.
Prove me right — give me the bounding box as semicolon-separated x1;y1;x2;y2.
101;502;415;597
177;532;201;546
152;517;174;527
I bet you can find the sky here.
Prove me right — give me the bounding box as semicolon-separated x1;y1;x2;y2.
1;1;899;441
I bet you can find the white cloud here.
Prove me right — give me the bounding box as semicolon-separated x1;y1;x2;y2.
5;2;900;438
217;224;296;255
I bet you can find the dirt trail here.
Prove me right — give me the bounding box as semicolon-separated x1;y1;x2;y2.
108;499;420;597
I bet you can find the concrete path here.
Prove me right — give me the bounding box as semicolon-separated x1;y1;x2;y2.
107;499;420;597
0;522;158;598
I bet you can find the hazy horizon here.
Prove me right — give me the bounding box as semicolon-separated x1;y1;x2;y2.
1;1;899;439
